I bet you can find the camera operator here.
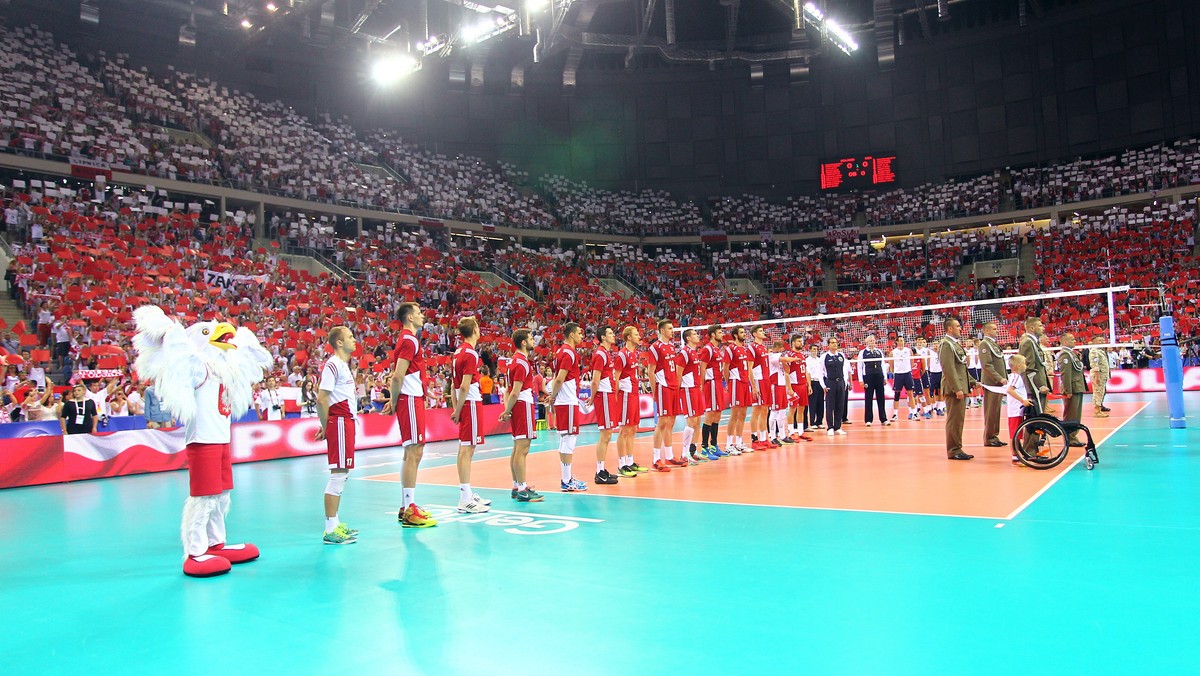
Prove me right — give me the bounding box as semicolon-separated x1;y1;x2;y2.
257;376;286;421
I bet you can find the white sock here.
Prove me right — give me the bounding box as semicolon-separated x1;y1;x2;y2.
561;463;572;483
518;482;528;491
403;487;415;507
681;426;694;451
653;448;662;462
459;483;472;504
325;516;338;533
596;461;605;472
665;447;674;460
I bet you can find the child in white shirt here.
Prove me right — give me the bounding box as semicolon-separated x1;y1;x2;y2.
1005;354;1035;465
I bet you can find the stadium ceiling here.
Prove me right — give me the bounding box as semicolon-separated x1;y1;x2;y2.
54;0;1069;74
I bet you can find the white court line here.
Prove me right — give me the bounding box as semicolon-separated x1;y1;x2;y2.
1002;400;1151;521
402;480;1003;520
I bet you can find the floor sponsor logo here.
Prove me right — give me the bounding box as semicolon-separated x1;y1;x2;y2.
420;504;604;535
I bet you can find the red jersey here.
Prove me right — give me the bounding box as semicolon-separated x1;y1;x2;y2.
727;343;753;382
391;328;425;397
698;342;725;381
616;346;640;393
751;341;769;382
589;346;615;393
786;349;809;387
680;346;702;388
649;340;679;389
554;343;581;405
452;344;482;402
509;352;534;403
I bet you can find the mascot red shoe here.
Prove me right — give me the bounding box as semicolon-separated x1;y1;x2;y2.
133;306;272;578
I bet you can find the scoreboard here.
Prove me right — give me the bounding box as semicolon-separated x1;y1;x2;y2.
819;155;898;191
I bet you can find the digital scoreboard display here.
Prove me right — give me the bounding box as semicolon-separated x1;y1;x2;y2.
819;155;898;191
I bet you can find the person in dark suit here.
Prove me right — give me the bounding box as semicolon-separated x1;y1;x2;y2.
822;338;847;436
857;335;889;426
939;318;975;460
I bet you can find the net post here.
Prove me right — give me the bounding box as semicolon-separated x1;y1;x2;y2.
1107;288;1117;345
1159;316;1187;429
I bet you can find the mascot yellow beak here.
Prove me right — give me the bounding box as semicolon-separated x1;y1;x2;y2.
209;322;238;350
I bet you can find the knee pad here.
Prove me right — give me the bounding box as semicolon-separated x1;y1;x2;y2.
324;472;349;497
558;433;578;454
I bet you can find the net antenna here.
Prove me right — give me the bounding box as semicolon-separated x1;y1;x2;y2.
677;286;1135;362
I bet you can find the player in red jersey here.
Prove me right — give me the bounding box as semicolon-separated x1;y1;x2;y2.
749;326;772;449
498;329;544;503
697;325;727;457
314;326;359;545
649;319;685;471
677;328;708;463
582;326;620;485
614;325;647;476
724;326;758;455
381;302;437;528
449;317;494;514
765;339;792;445
786;334;814;441
546;321;588;492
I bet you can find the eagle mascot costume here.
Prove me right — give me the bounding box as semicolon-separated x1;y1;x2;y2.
133;306;273;578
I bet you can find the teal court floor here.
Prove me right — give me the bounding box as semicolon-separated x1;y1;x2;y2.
1;392;1198;675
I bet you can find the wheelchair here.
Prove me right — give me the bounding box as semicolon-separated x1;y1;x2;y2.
1011;411;1100;470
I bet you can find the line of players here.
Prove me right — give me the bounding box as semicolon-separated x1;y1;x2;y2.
308;303;989;545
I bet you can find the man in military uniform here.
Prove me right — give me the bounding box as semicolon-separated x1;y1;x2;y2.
1057;333;1087;446
1088;335;1111;418
938;318;975;460
978;321;1008;446
1017;317;1050;411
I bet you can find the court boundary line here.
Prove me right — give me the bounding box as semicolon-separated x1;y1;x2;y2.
359;475;1003;520
1002;400;1150;521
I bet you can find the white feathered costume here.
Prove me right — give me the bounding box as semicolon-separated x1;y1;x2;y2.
133;305;273;578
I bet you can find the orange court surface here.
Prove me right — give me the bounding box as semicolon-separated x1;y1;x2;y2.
363;400;1148;520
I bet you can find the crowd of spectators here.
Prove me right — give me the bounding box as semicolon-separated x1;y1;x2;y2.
3;24;1200;430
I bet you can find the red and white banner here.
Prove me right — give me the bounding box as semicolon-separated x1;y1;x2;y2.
3;395;657;489
73;369;124;381
69;156;112;181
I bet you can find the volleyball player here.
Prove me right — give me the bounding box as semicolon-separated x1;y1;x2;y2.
749;325;772;450
314;326;358;545
786;334;813;442
927;337;946;416
382;302;437;528
615;326;648;475
891;336;917;420
649;319;685;470
914;337;934;420
498;328;544;502
449;316;492;513
697;325;728;457
765;340;792;445
678;328;709;462
547;321;588;491
583;326;620;485
724;325;757;454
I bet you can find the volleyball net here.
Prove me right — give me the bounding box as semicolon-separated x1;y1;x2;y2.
678;285;1149;361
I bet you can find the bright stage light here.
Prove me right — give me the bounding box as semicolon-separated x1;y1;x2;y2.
266;2;278;12
240;18;253;29
371;54;419;86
